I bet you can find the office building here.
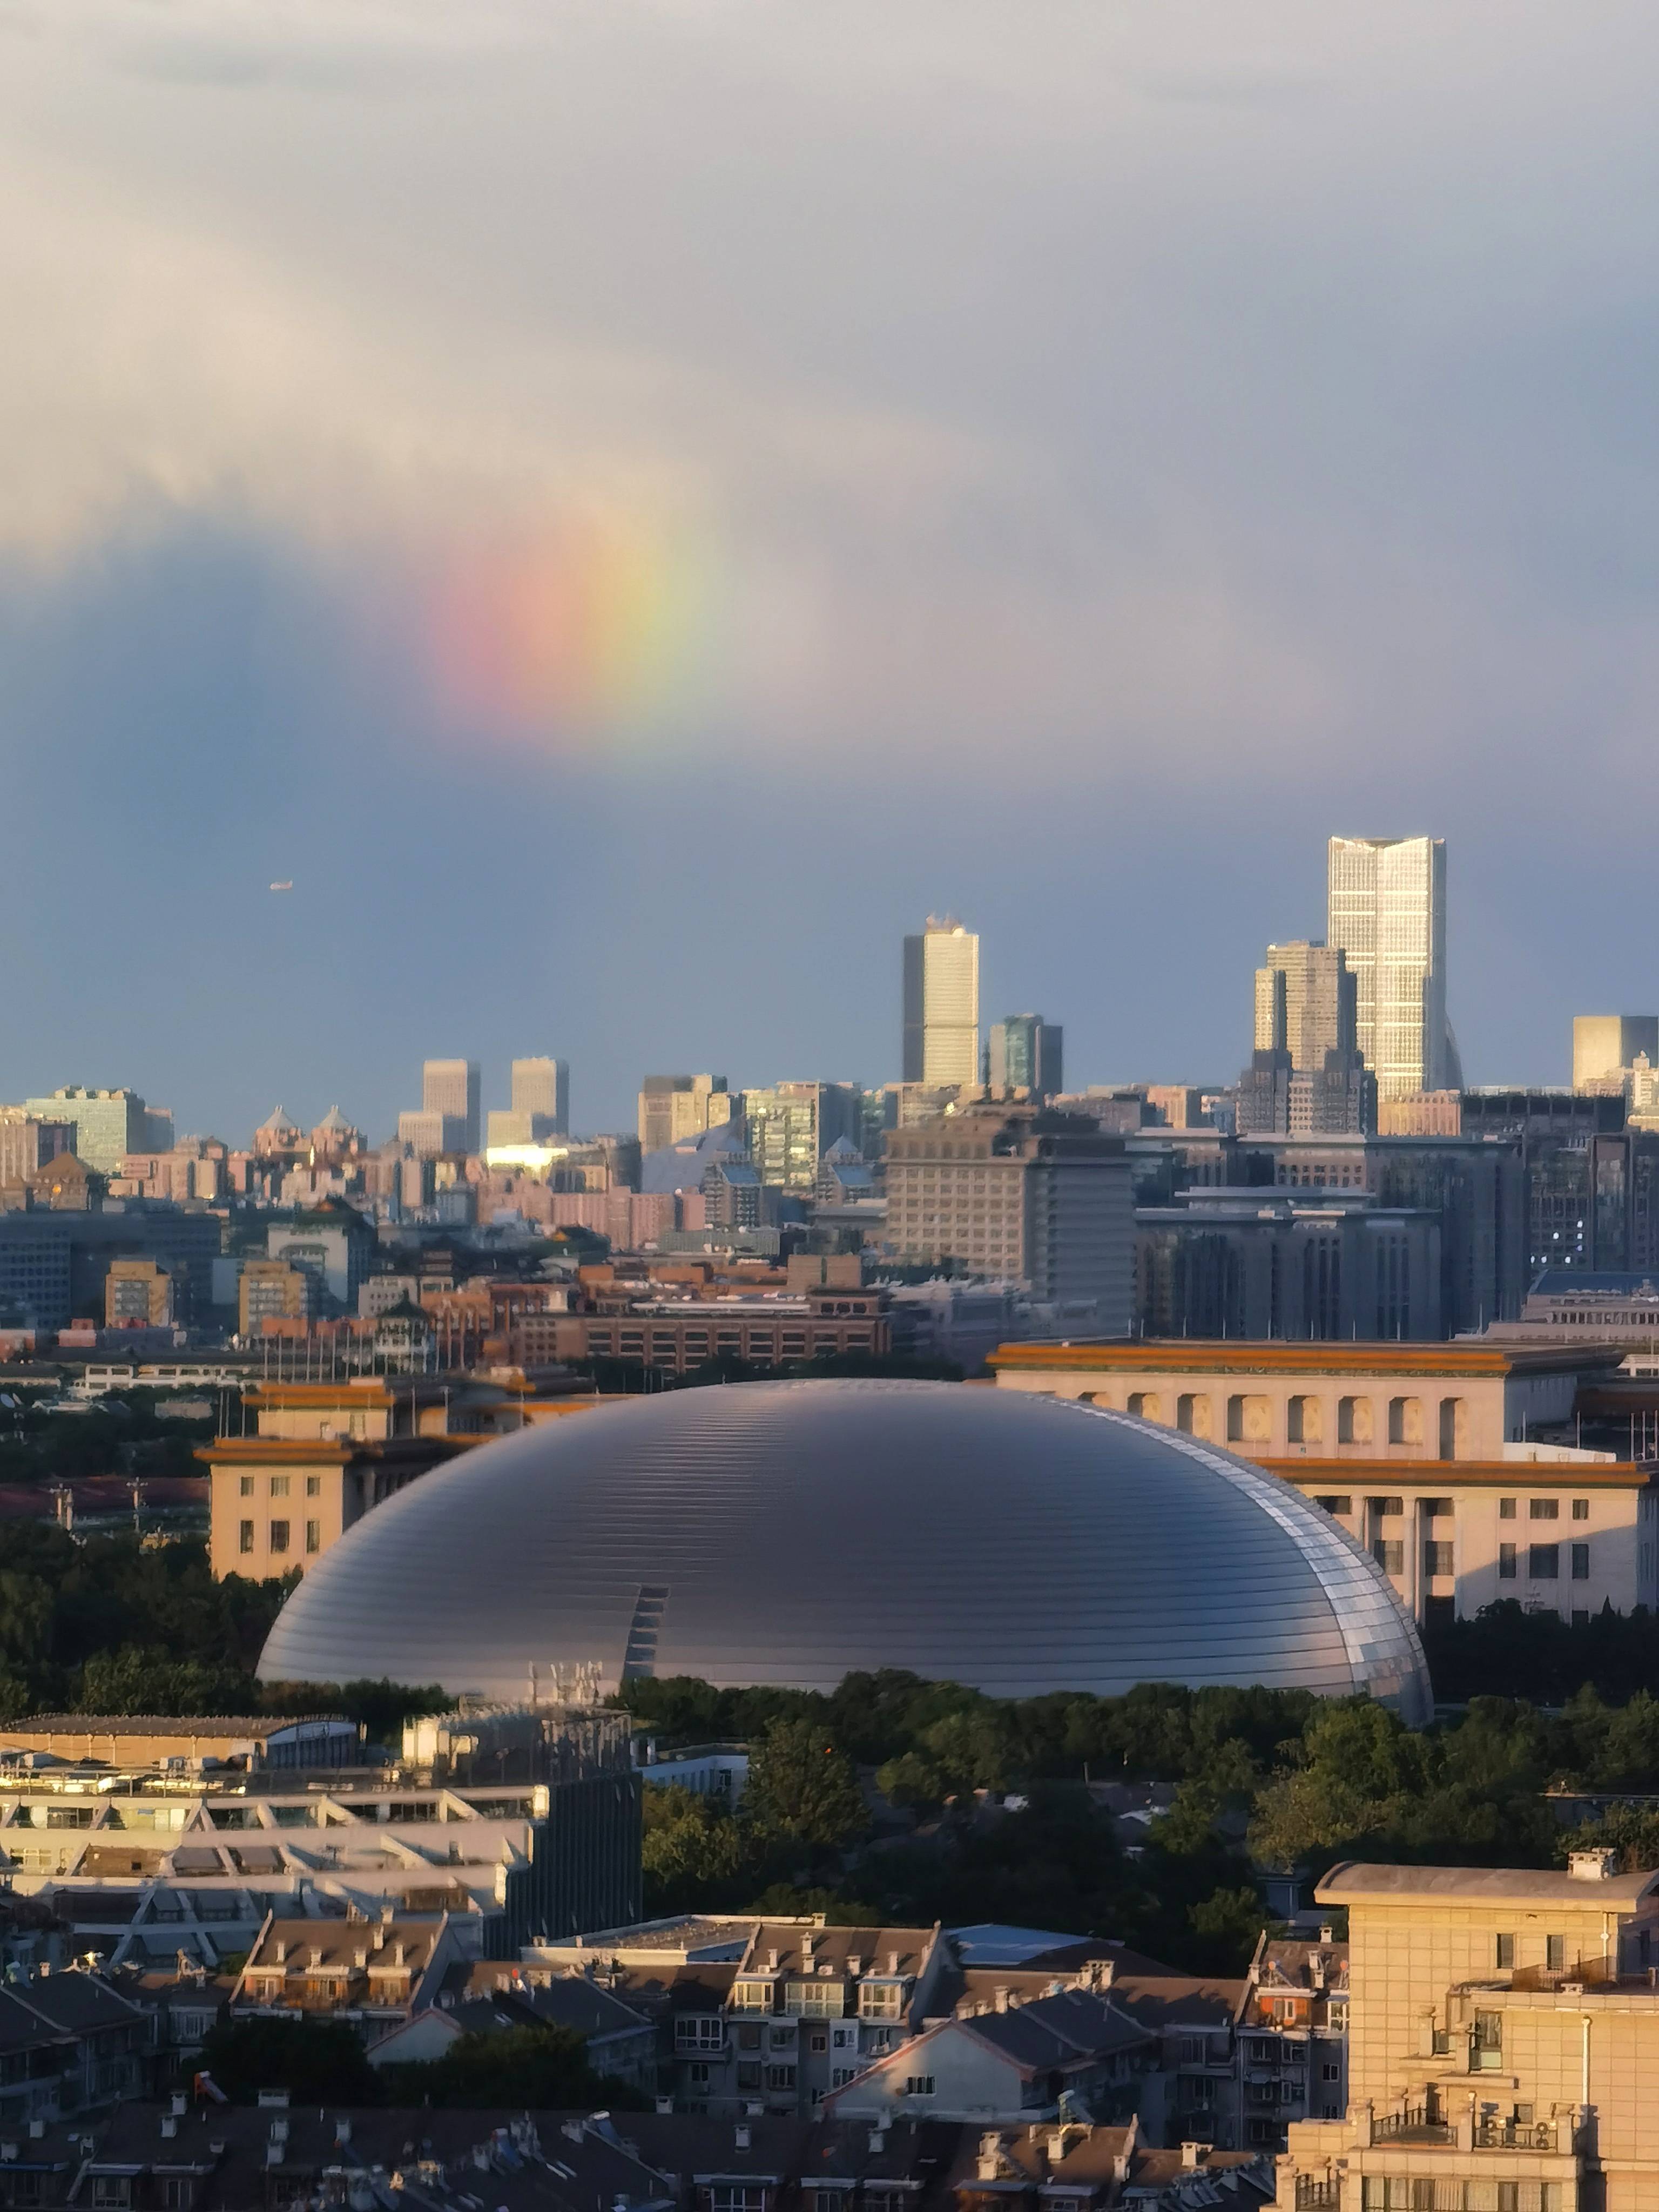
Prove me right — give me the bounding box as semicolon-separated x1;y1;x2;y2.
1326;837;1455;1098
0;1111;73;1190
1135;1189;1442;1340
266;1200;374;1312
238;1258;317;1335
987;1014;1064;1099
421;1060;481;1154
1255;941;1358;1069
1273;1856;1659;2212
1236;1053;1377;1139
637;1074;736;1154
103;1258;173;1328
0;1207;221;1330
1460;1089;1633;1277
489;1055;571;1146
902;916;980;1085
259;1379;1429;1714
742;1081;861;1191
396;1108;467;1157
1573;1014;1659;1092
884;1104;1135;1321
21;1089;152;1175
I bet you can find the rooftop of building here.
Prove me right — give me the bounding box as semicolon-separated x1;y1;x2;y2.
738;1923;939;1979
1264;1459;1651;1489
1316;1861;1659;1907
989;1341;1624;1379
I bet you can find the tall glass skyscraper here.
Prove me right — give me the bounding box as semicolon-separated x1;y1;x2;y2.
1326;837;1454;1100
902;916;980;1085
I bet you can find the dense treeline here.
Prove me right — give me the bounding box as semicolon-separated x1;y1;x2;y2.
0;1523;446;1734
0;1398;215;1486
1421;1602;1659;1707
627;1667;1659;1974
195;2017;644;2108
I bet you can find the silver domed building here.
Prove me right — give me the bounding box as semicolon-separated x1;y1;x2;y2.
258;1380;1431;1722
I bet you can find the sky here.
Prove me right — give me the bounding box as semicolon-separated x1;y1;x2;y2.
3;0;1658;1138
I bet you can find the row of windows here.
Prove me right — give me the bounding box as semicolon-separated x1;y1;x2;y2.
1361;2183;1561;2211
1314;1497;1593;1522
238;1474;323;1498
238;1520;321;1555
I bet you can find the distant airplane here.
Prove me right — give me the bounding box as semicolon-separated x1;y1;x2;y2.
269;880;293;892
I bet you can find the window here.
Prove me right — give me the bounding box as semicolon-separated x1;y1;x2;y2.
1530;1545;1560;1580
238;1475;254;1497
1370;1496;1404;1518
1388;1396;1422;1445
1499;1498;1516;1519
1127;1392;1162;1421
768;2026;795;2049
786;1980;844;2018
831;2025;855;2049
765;2063;795;2090
268;1519;291;1554
903;2075;935;2097
1499;1543;1516;1579
860;1983;903;2019
1572;1543;1590;1580
736;2062;762;2089
1530;1499;1559;1520
1373;1541;1404;1574
676;2017;725;2052
1473;2010;1503;2068
830;2067;858;2087
269;1474;290;1498
1338;1395;1372;1444
732;1981;773;2013
1495;1933;1515;1968
1287;1395;1322;1445
1315;1495;1352;1516
686;2062;711;2088
707;2190;769;2212
1572;1498;1590;1520
1424;1542;1454;1576
1547;1935;1566;1971
305;1520;321;1554
737;2025;762;2050
810;2031;828;2053
91;2183;131;2211
306;1475;321;1497
1321;2062;1340;2082
239;1520;254;1554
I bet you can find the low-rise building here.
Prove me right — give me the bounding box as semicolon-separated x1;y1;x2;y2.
989;1343;1618;1463
1239;1934;1350;2152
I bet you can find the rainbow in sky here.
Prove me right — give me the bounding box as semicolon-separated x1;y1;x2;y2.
422;509;729;751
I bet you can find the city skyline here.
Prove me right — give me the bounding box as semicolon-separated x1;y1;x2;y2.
5;8;1659;1139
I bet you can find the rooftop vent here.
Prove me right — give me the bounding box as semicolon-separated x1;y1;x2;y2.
1181;2144;1203;2171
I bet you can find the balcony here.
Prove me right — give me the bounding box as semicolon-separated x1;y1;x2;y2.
1296;2182;1339;2212
1372;2106;1453;2146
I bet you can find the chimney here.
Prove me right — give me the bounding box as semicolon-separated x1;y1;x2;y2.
160;2119;177;2141
335;2121;353;2146
734;2126;751;2151
273;1942;286;1965
1319;1925;1334;1944
888;1950;901;1975
847;1955;863;1978
766;1949;779;1972
994;1987;1010;2013
1181;2144;1202;2170
1569;1850;1618;1883
170;2094;187;2118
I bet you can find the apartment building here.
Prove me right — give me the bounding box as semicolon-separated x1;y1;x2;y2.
1273;1855;1659;2212
1241;1934;1350;2152
578;1287;889;1374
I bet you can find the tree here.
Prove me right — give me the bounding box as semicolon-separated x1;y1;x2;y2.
642;1784;753;1912
197;2018;382;2105
743;1721;867;1849
379;2025;636;2109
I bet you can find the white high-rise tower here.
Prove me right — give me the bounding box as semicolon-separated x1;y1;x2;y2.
1326;837;1455;1100
902;917;980;1086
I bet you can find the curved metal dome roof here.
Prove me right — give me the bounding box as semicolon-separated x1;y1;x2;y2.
258;1379;1431;1721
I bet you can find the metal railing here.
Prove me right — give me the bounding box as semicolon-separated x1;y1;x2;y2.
1296;2180;1340;2210
1372;2105;1453;2145
1474;2121;1556;2152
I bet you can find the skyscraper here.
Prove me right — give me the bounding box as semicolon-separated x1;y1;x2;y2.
987;1015;1063;1100
1240;939;1374;1136
902;917;979;1086
637;1075;735;1154
1253;942;1357;1069
422;1060;481;1154
1326;837;1454;1100
511;1057;570;1135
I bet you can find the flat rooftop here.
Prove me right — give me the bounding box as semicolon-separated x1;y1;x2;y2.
990;1341;1624;1379
1317;1862;1659;1908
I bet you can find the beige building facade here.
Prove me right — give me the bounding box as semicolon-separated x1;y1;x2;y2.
903;916;980;1087
1274;1858;1659;2212
990;1344;1614;1462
